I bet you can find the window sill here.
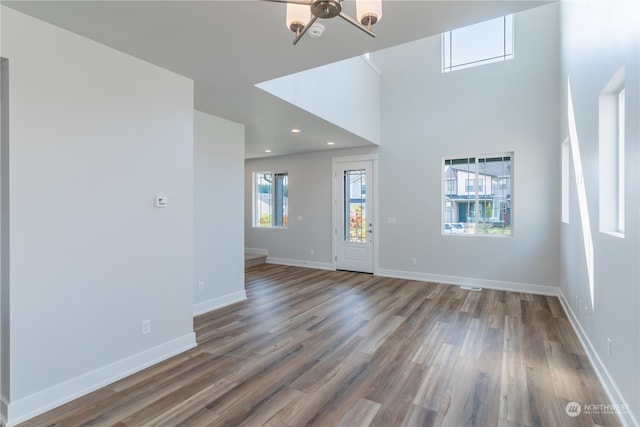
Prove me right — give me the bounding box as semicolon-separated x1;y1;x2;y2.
253;226;288;230
602;231;624;239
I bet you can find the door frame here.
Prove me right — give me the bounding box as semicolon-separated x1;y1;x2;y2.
332;153;379;274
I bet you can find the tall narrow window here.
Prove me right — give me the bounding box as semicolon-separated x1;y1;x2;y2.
617;89;625;232
343;169;367;243
442;15;514;73
599;67;625;236
443;154;512;236
253;172;288;228
562;139;570;224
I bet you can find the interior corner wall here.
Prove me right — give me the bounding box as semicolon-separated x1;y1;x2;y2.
194;111;246;314
371;3;561;291
559;1;640;423
256;56;381;145
1;6;196;425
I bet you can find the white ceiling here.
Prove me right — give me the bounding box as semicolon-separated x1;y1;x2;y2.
3;0;550;158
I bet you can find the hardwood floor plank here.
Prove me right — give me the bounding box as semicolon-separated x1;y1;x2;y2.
139;378;237;426
335;398;381;427
499;349;531;425
17;265;621;427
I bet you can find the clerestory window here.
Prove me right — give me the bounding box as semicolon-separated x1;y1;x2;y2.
442;15;514;73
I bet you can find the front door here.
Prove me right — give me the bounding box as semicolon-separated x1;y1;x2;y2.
335;160;374;273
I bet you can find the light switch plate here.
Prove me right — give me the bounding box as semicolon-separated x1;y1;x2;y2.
154;196;168;207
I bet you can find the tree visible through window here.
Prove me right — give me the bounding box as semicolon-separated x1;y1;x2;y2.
443;154;512;236
442;15;514;73
253;172;288;228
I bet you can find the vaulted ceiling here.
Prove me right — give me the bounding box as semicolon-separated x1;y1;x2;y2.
3;0;550;158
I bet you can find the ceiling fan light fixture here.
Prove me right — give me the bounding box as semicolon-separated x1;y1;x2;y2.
286;3;310;35
356;0;382;29
270;0;382;45
310;0;341;19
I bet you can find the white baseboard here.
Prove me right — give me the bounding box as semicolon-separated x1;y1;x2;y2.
376;268;560;296
558;292;639;427
245;247;268;256
267;257;335;271
193;290;247;316
6;333;196;427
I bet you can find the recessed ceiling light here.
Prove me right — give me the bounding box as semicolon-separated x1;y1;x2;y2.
291;128;301;133
327;141;335;145
265;149;272;153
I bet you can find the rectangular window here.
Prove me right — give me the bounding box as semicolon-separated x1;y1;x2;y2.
562;139;570;224
465;179;483;192
445;178;456;194
617;89;625;232
253;172;288;228
599;67;625;236
443;154;512;236
442;15;514;73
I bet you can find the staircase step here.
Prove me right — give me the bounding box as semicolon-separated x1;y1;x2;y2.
245;254;267;268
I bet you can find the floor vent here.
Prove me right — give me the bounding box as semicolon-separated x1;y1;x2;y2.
460;285;482;291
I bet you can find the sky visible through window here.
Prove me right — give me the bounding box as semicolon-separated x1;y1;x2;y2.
442;15;513;72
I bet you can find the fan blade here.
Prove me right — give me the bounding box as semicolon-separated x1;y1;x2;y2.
338;12;376;37
262;0;311;4
293;14;318;45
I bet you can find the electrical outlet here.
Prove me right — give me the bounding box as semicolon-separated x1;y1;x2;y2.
411;258;417;266
141;320;151;335
198;281;204;292
607;338;612;357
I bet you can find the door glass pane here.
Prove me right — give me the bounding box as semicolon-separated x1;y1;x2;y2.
344;169;366;242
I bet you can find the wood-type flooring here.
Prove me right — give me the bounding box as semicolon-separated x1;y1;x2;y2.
19;264;620;426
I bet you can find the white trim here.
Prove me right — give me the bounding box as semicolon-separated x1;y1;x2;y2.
193;291;247;316
5;333;196;427
558;292;638;427
267;257;334;271
332;153;379;275
245;247;268;256
376;268;560;296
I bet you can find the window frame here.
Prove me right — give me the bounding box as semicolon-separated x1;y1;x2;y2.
252;171;289;229
598;67;625;237
442;153;513;237
442;14;514;73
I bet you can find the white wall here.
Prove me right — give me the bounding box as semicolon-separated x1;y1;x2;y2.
245;147;375;268
194;111;246;315
246;4;562;294
0;56;9;422
373;3;560;291
256;56;381;145
1;7;196;425
560;1;640;424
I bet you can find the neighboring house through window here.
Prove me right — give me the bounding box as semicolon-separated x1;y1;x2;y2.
443;154;513;236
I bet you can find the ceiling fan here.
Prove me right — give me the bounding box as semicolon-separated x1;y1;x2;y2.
264;0;383;45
